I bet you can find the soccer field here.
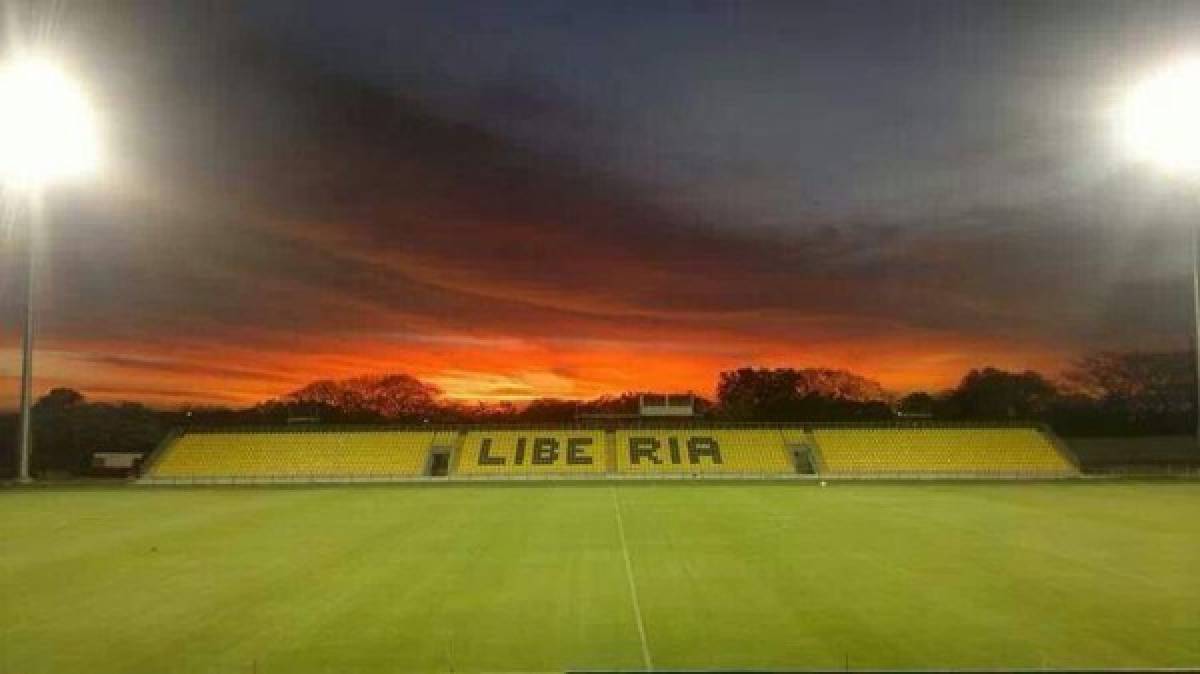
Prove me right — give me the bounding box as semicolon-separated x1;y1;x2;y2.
1;482;1197;673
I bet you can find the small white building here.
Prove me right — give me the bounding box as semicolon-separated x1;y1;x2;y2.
639;393;696;417
91;452;145;476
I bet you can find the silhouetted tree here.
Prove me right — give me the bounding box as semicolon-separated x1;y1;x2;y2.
1064;352;1193;417
246;400;385;424
1056;351;1195;435
897;392;936;417
30;389;90;475
284;374;442;421
34;388;86;412
716;367;890;421
581;393;643;416
944;368;1057;420
441;400;521;422
29;390;166;476
515;399;580;422
0;413;15;478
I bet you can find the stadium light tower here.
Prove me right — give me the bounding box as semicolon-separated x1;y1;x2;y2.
1115;56;1200;442
0;56;100;482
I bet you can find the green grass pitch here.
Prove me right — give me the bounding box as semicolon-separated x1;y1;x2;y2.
2;482;1198;673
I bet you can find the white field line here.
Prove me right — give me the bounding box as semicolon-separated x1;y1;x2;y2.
610;486;653;671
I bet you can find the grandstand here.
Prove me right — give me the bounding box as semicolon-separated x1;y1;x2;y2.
141;422;1078;482
149;429;444;479
800;426;1075;476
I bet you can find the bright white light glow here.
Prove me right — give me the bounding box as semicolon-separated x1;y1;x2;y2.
0;57;99;186
1116;57;1200;176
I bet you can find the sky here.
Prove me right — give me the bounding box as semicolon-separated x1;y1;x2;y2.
2;0;1200;407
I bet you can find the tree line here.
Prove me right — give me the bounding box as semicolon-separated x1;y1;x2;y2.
1;351;1194;477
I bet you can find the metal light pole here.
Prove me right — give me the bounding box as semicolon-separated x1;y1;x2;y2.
1115;57;1200;443
16;197;38;483
1193;224;1200;443
0;57;100;482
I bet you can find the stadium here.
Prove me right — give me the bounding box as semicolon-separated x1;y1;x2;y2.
4;3;1200;674
6;413;1198;672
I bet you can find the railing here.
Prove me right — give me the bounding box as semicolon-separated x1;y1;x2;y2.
138;471;819;485
137;469;1105;486
1077;463;1200;477
173;419;1051;436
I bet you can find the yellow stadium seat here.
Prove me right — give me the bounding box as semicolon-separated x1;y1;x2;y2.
148;430;435;478
810;427;1075;476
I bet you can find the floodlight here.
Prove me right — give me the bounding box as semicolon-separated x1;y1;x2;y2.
0;57;99;186
1115;57;1200;176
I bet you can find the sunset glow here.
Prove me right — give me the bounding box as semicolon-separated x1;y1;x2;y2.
0;328;1074;409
